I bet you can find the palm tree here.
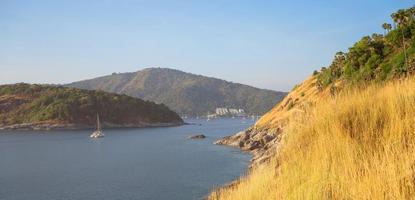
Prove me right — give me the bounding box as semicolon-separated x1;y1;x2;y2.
391;12;399;27
409;6;415;20
391;9;409;74
392;9;407;25
382;23;392;35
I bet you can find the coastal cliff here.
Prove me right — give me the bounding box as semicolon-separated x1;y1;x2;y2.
0;83;183;130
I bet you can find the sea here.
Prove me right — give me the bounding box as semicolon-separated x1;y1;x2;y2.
0;118;253;200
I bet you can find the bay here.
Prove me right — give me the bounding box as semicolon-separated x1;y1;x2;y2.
0;118;253;200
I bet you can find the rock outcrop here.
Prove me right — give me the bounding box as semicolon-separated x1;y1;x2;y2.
188;134;207;139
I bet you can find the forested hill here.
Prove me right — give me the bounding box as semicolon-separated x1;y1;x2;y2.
0;83;183;130
67;68;287;116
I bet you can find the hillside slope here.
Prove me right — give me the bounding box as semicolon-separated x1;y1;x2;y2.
212;6;415;200
211;76;415;200
0;84;183;130
66;68;287;116
216;6;415;165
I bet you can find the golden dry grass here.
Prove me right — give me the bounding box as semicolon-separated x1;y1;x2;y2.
255;76;331;129
210;78;415;200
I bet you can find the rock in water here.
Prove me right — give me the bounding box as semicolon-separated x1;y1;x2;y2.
188;134;207;139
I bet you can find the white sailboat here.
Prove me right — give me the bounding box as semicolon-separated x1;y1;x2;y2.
206;112;211;121
90;114;104;138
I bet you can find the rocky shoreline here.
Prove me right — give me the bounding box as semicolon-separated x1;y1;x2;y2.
214;77;323;166
214;126;284;166
0;122;184;131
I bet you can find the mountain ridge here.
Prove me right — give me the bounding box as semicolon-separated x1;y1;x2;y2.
67;68;287;116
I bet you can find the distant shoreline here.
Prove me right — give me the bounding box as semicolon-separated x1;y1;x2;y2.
0;122;185;131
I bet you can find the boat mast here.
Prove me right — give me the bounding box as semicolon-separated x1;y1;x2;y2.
97;113;100;131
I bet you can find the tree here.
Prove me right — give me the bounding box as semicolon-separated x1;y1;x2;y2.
391;9;408;26
391;9;410;74
409;6;415;20
382;23;392;35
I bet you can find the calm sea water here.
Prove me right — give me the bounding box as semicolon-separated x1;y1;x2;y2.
0;118;253;200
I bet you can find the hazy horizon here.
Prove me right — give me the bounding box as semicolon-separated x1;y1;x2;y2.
1;0;412;91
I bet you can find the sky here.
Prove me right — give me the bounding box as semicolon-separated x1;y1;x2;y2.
0;0;413;91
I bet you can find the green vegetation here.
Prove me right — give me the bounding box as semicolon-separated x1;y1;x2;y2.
317;6;415;88
67;68;287;116
0;83;183;126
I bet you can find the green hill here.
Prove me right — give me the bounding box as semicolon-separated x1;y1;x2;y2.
66;68;287;116
0;83;183;130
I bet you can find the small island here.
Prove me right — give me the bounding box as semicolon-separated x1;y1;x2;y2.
0;83;184;130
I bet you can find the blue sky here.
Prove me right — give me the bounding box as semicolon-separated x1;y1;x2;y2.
0;0;413;91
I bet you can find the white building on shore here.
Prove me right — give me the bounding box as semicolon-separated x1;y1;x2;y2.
215;107;246;117
215;108;229;115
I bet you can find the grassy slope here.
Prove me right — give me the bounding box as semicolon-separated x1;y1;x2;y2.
255;75;330;129
210;77;415;200
210;6;415;200
0;83;183;126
